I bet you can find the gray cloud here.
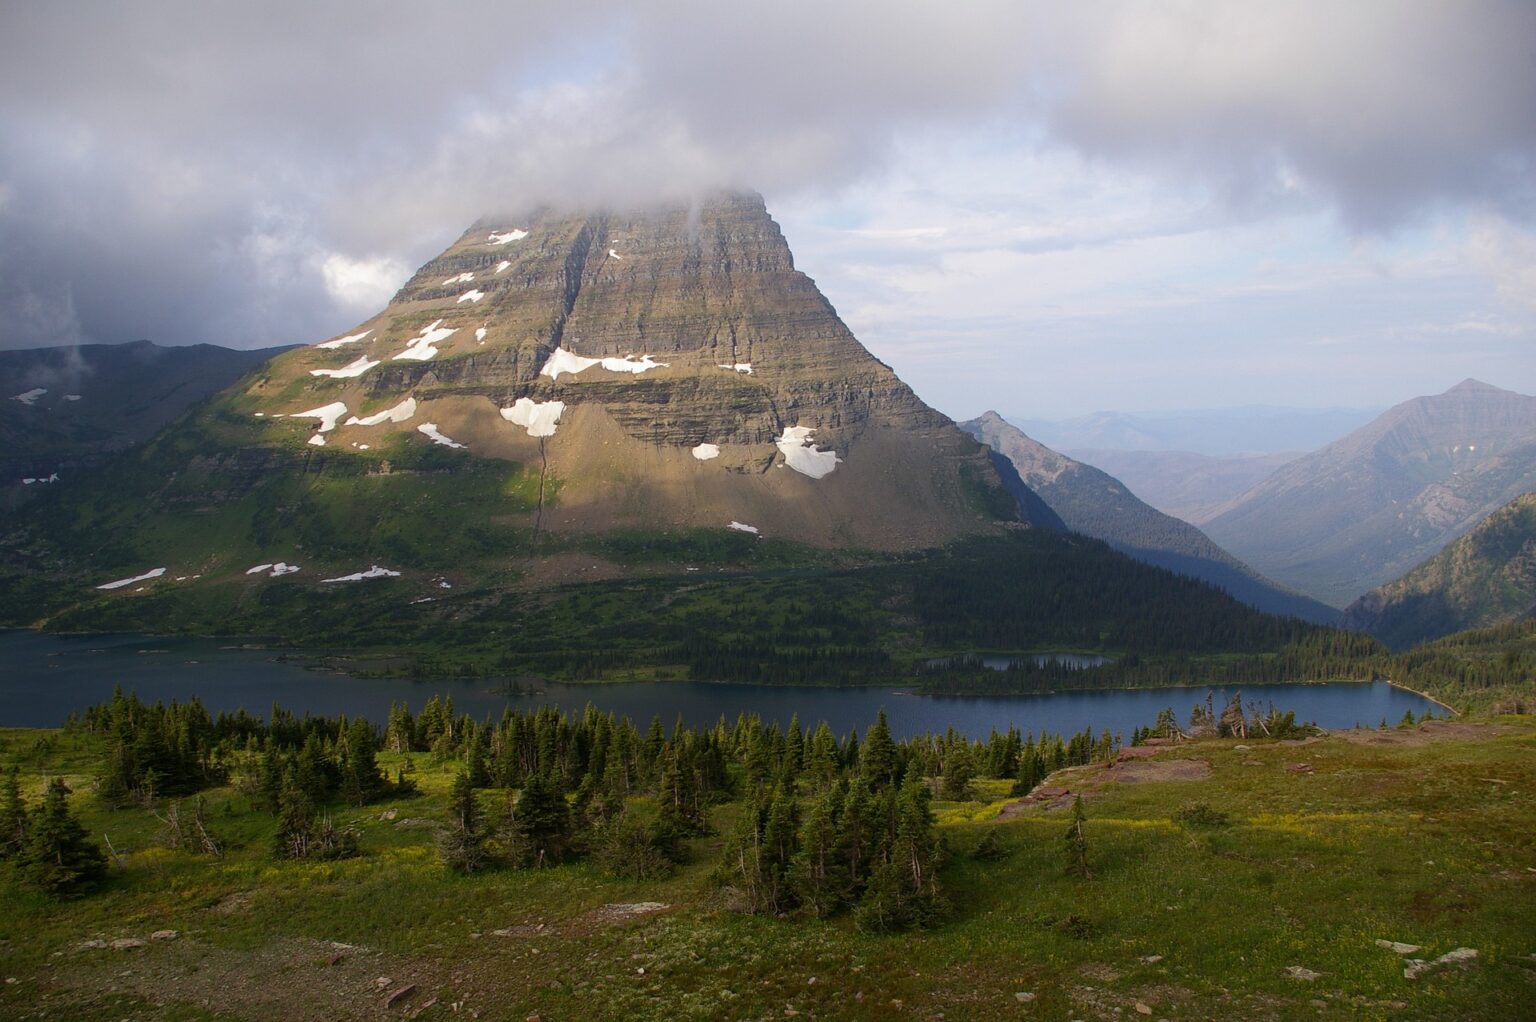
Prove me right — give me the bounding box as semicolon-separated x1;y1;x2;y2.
1;0;1531;350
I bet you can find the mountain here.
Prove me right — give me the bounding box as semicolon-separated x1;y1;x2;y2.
961;412;1337;623
1010;405;1380;457
1343;492;1536;648
1062;448;1299;525
1203;380;1536;608
1;193;1344;678
1;340;292;499
9;193;1046;585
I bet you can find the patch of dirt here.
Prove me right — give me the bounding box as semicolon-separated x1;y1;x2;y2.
207;889;256;915
566;901;671;936
1334;721;1510;748
50;934;453;1022
1098;758;1212;784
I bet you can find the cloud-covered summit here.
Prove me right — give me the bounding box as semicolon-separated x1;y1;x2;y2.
1;0;1532;357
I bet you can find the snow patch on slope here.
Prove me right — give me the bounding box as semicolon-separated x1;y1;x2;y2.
717;363;753;375
393;320;457;361
417;423;466;449
345;396;416;427
728;521;759;534
501;398;564;437
291;401;348;434
246;562;300;578
776;426;841;479
443;272;475;285
97;567;166;590
322;565;400;583
11;388;45;405
539;347;668;380
692;443;721;461
316;329;371;350
310;355;379;379
456;289;485;304
489;229;528;245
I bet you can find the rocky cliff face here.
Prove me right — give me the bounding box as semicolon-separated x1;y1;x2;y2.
218;192;1030;551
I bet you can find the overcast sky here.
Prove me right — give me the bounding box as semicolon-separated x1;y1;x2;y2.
2;1;1532;419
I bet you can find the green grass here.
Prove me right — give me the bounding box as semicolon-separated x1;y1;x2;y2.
2;721;1534;1020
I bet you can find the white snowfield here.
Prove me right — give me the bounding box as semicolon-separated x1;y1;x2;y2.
728;521;760;534
322;565;401;583
489;229;528;245
692;443;721;461
246;562;300;578
394;319;458;361
291;401;348;434
456;289;485;304
417;423;466;449
443;272;475;285
310;355;379;379
345;396;416;427
539;346;669;380
495;260;511;273
607;248;622;260
64;394;82;401
717;363;753;374
316;329;371;350
307;435;327;447
22;473;60;485
776;425;841;479
475;327;487;343
501;397;565;437
97;567;166;590
12;388;45;405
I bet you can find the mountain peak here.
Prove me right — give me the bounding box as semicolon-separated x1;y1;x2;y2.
198;193;1042;555
1445;378;1504;396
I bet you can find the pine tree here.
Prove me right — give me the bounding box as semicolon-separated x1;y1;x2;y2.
438;771;488;873
0;766;27;860
859;711;899;790
790;782;847;916
21;779;107;897
507;771;572;867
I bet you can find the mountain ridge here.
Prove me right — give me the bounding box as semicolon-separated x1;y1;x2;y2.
961;412;1338;623
1203;379;1536;607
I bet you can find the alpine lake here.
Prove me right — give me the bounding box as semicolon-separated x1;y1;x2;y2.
1;629;1441;737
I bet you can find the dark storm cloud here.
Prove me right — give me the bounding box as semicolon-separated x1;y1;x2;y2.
0;0;1531;350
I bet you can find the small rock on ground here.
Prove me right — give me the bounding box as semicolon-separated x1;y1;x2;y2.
1285;966;1321;982
150;930;178;941
1135;1002;1153;1015
1375;939;1421;954
1015;991;1035;1003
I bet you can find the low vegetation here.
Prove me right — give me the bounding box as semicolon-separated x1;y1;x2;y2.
1;692;1533;1020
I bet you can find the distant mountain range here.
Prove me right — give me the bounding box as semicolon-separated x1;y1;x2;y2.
1062;448;1300;525
2;340;292;500
1344;492;1536;648
1009;405;1381;457
962;413;1337;623
1203;380;1536;608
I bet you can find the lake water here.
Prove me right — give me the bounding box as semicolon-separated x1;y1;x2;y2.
0;630;1440;739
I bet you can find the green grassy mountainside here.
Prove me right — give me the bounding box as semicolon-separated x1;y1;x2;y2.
1345;493;1536;649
